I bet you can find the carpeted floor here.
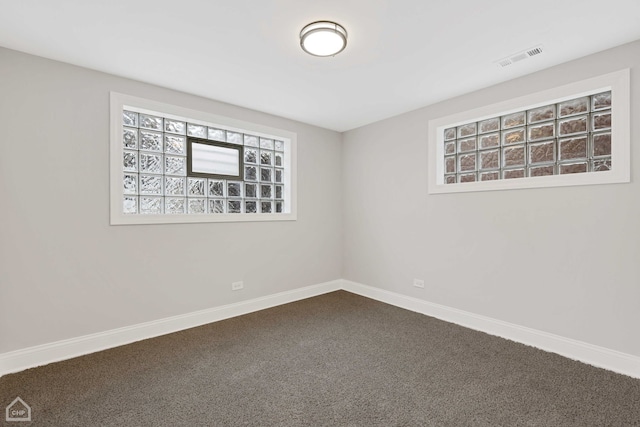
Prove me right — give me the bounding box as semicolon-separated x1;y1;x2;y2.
2;290;640;426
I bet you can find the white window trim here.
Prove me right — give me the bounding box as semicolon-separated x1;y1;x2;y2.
427;69;630;194
110;92;297;225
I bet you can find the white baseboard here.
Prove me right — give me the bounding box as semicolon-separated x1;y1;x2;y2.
0;280;342;377
341;279;640;379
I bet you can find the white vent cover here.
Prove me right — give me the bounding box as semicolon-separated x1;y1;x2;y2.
496;45;543;68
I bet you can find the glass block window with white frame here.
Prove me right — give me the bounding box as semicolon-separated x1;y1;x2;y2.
111;93;296;225
428;69;630;194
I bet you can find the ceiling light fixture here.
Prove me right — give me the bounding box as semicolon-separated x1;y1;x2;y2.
300;21;347;57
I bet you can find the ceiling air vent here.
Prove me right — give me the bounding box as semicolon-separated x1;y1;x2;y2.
496;45;543;68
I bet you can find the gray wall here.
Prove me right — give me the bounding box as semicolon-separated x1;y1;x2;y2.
0;47;343;354
343;40;640;358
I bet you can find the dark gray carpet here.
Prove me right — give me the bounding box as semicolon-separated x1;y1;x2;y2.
2;291;640;426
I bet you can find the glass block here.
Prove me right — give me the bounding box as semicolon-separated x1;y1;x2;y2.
592;91;611;111
165;135;186;155
527;122;555;141
245;183;258;198
458;153;476;172
208;180;224;197
188;177;206;196
123;150;138;172
458;137;476;153
245;201;257;213
558;136;587;161
502;127;525;145
123;110;138;127
208;128;226;141
559;162;588;174
123;127;138;149
479;133;499;149
558;115;587;136
165;198;186;214
479;150;499;170
444;141;456;155
140;130;163;151
244;148;258;164
123;196;137;214
140;175;163;195
245;165;257;181
527;105;555;123
187;123;207;138
444;128;456;141
188;198;206;214
558;97;589;117
275;201;283;213
274;140;285;151
503;169;525;179
592;132;611;157
592;111;611;131
445;175;456;184
228;200;242;213
227;131;243;144
243;134;259;147
592;158;612;172
528;141;555;164
275;185;283;199
227;181;242;198
140;196;163;214
260;150;273;165
164;119;186;135
261;201;273;213
165;176;186;196
459;173;476;183
502;112;526;129
123;173;138;195
136;152;161;176
139;114;163;131
480;171;499;181
275;169;283;183
445;156;456;174
260;138;274;150
261;168;273;182
529;165;555;177
457;123;477;138
208;199;225;214
165;156;186;176
478;118;500;134
502;145;525;167
275;152;284;167
261;184;273;199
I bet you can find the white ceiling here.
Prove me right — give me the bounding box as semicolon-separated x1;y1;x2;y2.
1;0;639;132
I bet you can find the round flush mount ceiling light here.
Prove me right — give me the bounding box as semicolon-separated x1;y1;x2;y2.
300;21;347;57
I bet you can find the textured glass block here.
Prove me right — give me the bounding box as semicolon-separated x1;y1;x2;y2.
592;132;611;157
479;150;499;170
275;152;284;167
208;128;226;141
458;137;476;153
275;169;283;183
165;135;186;155
592;111;611;131
527;122;555;141
245;166;257;181
260;151;273;165
503;169;525;179
592;158;612;172
444;141;456;155
209;180;224;197
559;137;587;161
243;134;259;147
140;130;163;152
445;156;456;174
558;115;587;136
261;201;273;213
187;178;206;198
139;114;163;130
261;168;273;182
123;150;138;172
208;199;225;214
275;201;283;213
502;112;526;129
528;105;555;123
261;184;273;199
164;119;186;135
123;127;138;149
478;118;500;134
140;175;163;195
187;123;207;138
228;200;242;213
457;123;477;138
459;173;476;183
123;173;138;195
275;185;283;199
458;153;476;172
444;128;456;141
502;128;525;145
559;162;588;174
123;196;137;214
165;198;186;214
480;171;499;181
226;131;243;144
503;145;525;167
245;201;257;213
188;198;206;214
244;148;258;164
528;141;555;164
558;97;589;117
140;196;163;214
479;133;499;149
592;91;611;111
245;183;257;198
165;156;186;176
529;165;555;177
274;140;285;151
227;181;242;197
445;175;456;184
260;138;274;150
165;176;186;196
123;110;138;127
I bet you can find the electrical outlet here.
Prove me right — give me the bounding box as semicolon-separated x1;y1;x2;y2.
232;281;244;291
413;279;425;288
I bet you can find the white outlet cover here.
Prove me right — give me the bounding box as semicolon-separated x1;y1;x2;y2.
413;279;425;288
232;281;244;291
